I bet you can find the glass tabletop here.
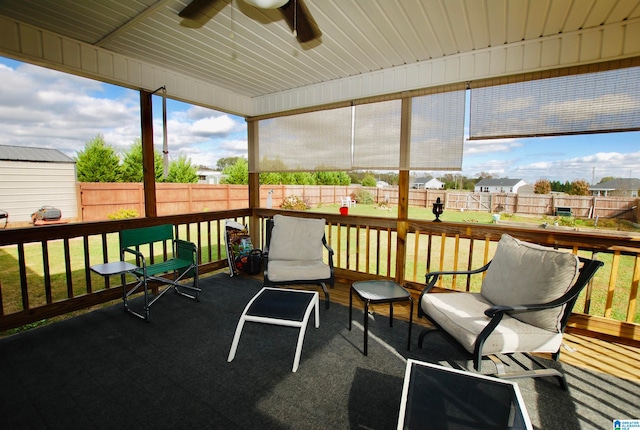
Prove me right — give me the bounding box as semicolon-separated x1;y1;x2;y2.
398;360;532;430
352;280;410;301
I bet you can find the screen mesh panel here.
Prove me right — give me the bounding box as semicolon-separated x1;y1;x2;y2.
469;67;640;140
258;106;352;172
409;90;465;170
353;100;402;169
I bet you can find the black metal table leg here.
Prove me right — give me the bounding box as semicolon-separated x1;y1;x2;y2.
363;300;369;356
348;287;353;330
407;297;413;351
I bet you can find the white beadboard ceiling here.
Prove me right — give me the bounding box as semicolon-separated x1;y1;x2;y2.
0;0;639;117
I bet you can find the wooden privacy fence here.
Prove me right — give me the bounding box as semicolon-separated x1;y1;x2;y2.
78;183;640;223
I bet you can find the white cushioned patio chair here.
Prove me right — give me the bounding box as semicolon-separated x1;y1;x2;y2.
418;234;603;389
263;214;335;309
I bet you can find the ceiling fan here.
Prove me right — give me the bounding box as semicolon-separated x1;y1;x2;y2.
179;0;322;44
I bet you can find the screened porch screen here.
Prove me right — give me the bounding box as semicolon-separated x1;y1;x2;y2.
353;99;401;170
469;66;640;140
258;106;352;172
257;90;466;172
409;90;465;170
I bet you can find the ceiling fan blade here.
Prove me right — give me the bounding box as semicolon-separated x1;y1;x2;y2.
179;0;223;20
279;0;321;43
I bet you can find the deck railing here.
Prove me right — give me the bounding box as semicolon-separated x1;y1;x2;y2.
0;210;251;331
1;209;639;344
256;210;640;344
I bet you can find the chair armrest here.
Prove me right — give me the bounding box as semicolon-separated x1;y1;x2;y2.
425;262;491;290
322;236;334;268
484;284;587;318
418;262;491;318
122;247;145;269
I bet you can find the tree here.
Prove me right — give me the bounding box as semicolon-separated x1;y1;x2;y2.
260;172;283;185
569;179;590;196
597;176;616;184
120;139;163;182
75;134;121;182
335;171;351;185
166;154;198;183
534;179;551;194
222;157;248;184
314;171;351;185
361;174;376;187
476;171;495;180
216;157;241;171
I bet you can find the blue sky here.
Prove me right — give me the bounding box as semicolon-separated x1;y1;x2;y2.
1;56;638;183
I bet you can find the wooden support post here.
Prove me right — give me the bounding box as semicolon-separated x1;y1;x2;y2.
395;98;411;285
247;119;260;246
140;90;157;217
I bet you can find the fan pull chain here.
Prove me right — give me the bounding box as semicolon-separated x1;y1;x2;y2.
292;0;297;38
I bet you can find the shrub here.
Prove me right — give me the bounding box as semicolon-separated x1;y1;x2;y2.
352;188;374;205
280;195;308;210
557;216;575;227
107;208;139;220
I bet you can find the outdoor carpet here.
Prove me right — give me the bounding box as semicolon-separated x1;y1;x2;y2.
0;273;638;429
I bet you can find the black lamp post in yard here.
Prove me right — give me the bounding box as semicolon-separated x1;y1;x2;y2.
432;197;444;222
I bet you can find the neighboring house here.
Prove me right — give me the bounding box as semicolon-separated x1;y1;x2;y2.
475;178;526;193
376;180;390;188
590;178;640;197
0;145;77;224
196;168;227;184
411;176;444;189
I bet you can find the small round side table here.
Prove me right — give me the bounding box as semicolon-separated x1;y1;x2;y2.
349;280;413;356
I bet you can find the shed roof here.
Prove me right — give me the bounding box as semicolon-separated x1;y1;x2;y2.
0;145;75;163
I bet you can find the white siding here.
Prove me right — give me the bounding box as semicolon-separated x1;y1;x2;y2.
0;160;77;224
253;21;640;116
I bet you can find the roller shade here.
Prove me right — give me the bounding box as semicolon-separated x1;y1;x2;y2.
469;66;640;140
409;90;465;170
257;88;466;172
353;100;402;170
258;106;352;172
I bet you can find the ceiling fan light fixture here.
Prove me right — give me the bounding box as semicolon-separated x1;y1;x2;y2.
242;0;289;9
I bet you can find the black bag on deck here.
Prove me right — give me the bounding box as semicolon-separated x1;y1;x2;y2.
32;206;62;222
245;249;263;275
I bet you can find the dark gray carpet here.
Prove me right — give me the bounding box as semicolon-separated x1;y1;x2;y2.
0;273;638;429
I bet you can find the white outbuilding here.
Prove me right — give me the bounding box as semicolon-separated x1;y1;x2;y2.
0;145;77;226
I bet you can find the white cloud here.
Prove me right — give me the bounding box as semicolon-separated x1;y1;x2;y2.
0;59;247;168
464;138;523;155
191;115;241;136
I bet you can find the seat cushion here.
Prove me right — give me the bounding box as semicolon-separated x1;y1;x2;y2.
266;260;331;283
421;292;563;355
269;215;326;261
481;234;580;332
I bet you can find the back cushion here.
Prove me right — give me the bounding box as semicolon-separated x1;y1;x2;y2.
268;215;326;261
481;234;579;332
